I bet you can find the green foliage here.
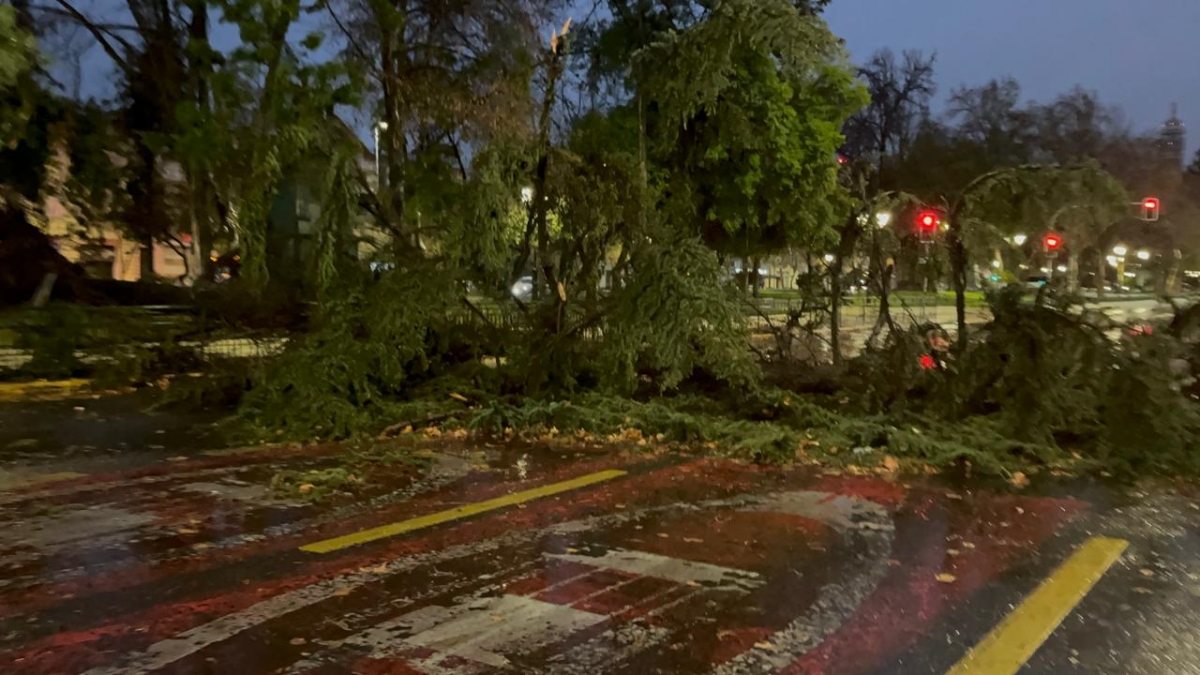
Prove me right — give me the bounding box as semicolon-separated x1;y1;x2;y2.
236;265;465;440
91;338;207;389
269;440;433;501
0;4;37;151
599;237;758;393
1098;332;1200;473
10;305;88;379
842;286;1200;475
641;0;866;257
461;387;1055;471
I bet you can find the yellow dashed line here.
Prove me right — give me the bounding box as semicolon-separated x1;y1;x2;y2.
947;536;1129;675
300;469;628;554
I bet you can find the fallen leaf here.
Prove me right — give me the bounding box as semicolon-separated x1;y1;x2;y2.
192;543;212;551
754;641;776;652
935;573;957;583
1010;471;1030;489
683;537;704;544
289;638;307;646
657;533;669;539
686;580;700;587
962;541;976;550
490;614;504;622
1140;568;1155;577
298;483;315;494
168;456;189;462
177;528;199;535
332;587;354;597
947;549;960;556
881;455;900;473
449;392;469;403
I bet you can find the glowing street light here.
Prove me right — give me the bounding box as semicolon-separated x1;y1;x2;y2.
823;253;836;264
520;187;534;204
1012;234;1028;246
373;120;390;182
1136;250;1151;261
1112;245;1129;284
875;212;892;228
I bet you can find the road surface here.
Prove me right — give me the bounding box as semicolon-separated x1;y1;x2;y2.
1;396;1198;674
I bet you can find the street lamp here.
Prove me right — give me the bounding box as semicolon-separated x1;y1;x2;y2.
1012;234;1027;246
823;253;835;264
1136;250;1151;261
373;120;389;182
1112;244;1128;257
875;212;892;228
520;187;534;204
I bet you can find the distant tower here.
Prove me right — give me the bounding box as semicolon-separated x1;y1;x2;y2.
1157;103;1186;171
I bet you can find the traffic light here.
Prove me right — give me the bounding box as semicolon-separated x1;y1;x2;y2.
1042;232;1063;253
1141;197;1160;222
915;210;938;237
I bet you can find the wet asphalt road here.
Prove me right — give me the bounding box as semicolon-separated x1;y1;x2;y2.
1;396;1199;674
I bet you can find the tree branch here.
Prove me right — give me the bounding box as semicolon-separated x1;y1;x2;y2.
50;0;133;72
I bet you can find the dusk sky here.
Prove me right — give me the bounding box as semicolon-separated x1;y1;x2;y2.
823;0;1200;158
62;0;1200;160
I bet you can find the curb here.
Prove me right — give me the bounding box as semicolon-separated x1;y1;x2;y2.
0;378;93;402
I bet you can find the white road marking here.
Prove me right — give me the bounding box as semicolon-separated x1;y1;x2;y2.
349;594;605;668
79;532;545;675
546;548;762;591
75;505;680;675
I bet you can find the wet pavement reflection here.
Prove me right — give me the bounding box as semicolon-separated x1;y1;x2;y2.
2;397;1199;674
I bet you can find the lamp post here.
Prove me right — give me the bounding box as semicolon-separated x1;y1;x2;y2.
1112;245;1128;289
373;120;389;183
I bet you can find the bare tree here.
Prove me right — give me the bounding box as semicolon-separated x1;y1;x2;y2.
842;48;936;175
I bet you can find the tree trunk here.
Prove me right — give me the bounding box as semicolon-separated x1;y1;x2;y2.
1067;251;1079;293
0;203;99;306
187;0;216;283
947;217;968;349
830;216;862;365
750;256;762;298
1095;253;1106;300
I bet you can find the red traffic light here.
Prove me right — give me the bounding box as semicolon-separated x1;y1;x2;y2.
1043;233;1063;251
916;210;938;235
1141;197;1160;222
